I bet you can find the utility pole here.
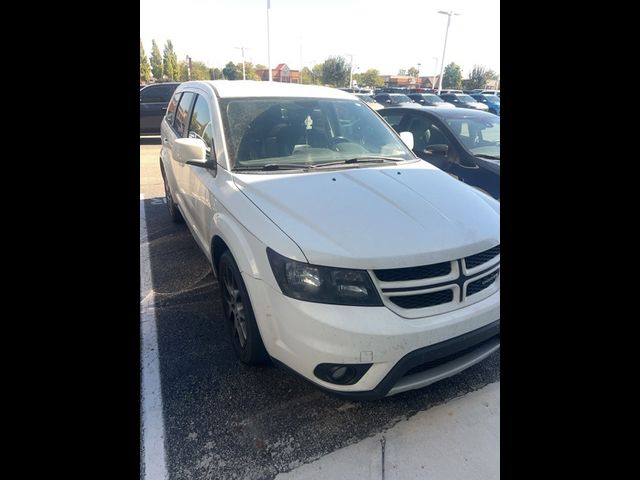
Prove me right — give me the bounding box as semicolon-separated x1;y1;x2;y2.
345;53;354;88
432;57;438;91
267;0;272;81
186;55;192;80
234;46;247;80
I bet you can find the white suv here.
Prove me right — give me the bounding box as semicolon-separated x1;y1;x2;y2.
160;80;500;399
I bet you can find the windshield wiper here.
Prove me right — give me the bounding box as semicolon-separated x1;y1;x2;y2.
313;156;405;168
474;154;500;160
234;163;315;172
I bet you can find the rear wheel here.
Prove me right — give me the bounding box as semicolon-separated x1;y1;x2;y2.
219;251;270;365
161;165;184;223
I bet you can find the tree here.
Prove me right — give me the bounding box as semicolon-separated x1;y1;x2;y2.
255;64;267;70
300;67;313;84
149;40;163;81
162;40;179;81
359;68;384;87
407;66;419;78
321;56;349;87
189;61;210;80
466;65;497;90
398;69;407;76
140;40;151;83
178;61;190;81
442;62;463;89
210;67;223;80
311;63;324;85
222;61;237;80
235;61;260;80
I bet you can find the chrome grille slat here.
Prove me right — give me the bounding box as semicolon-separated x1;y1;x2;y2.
370;245;500;316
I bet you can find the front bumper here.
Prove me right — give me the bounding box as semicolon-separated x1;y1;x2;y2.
244;274;500;398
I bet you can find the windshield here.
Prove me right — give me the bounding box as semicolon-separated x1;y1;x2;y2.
220;97;414;169
390;94;413;104
356;94;375;103
456;94;476;103
424;94;444;103
444;115;500;158
483;95;500;103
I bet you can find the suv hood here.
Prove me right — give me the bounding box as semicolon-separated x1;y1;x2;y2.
234;162;500;269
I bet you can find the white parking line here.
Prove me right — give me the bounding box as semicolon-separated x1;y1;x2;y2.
140;193;169;480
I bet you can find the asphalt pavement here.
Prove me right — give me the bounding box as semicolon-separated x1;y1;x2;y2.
140;138;500;480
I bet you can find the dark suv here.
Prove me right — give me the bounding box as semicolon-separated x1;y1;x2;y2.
140;82;180;135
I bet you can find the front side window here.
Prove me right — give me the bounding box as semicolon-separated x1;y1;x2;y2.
220;97;414;169
445;115;500;158
188;95;214;160
174;92;195;137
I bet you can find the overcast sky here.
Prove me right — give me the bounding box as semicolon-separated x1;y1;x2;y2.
140;0;499;77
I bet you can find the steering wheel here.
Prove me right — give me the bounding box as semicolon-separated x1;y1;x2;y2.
329;137;351;151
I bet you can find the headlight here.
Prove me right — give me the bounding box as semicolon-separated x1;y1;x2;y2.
266;248;382;306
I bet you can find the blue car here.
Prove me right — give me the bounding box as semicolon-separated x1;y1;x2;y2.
470;94;500;116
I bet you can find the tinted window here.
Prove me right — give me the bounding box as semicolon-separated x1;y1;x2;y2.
165;92;182;126
140;84;176;103
174;92;195;137
188;95;215;160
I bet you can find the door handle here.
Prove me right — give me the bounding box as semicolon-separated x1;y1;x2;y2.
163;138;169;143
161;106;167;111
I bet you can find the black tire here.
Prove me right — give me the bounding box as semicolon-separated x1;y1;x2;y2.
160;164;184;223
218;250;270;365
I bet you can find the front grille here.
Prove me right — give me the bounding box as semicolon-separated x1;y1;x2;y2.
389;289;453;309
374;261;451;282
467;269;500;297
464;245;500;269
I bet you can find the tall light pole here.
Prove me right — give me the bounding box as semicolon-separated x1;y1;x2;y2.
234;46;247;80
345;53;354;88
416;62;421;87
437;10;460;94
432;56;438;91
266;0;272;81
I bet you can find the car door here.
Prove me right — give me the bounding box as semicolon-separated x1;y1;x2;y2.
140;84;174;134
181;92;218;246
167;91;196;207
160;90;182;201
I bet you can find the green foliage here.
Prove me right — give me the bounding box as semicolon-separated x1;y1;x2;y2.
466;65;498;90
407;66;419;77
222;61;238;80
358;68;384;87
178;61;190;81
311;64;324;85
210;68;223;80
321;56;349;87
140;39;151;83
300;67;313;84
442;62;463;89
162;40;179;81
235;62;261;80
255;64;267;70
398;69;407;76
149;40;163;81
190;61;210;80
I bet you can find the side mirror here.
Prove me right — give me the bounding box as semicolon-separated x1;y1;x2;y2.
174;138;209;166
424;144;448;156
399;131;414;150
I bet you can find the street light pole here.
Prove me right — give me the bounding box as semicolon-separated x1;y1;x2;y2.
437;10;460;94
267;0;272;81
234;47;247;80
417;62;421;87
432;56;438;91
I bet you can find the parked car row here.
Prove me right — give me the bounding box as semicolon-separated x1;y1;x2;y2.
368;91;499;115
157;80;500;399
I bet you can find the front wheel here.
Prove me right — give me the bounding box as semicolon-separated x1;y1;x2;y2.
219;251;270;365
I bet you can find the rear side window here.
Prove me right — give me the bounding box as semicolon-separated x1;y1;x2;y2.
188;95;215;160
174;92;195;137
165;92;182;126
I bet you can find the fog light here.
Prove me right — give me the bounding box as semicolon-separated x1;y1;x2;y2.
314;363;373;385
330;366;351;381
